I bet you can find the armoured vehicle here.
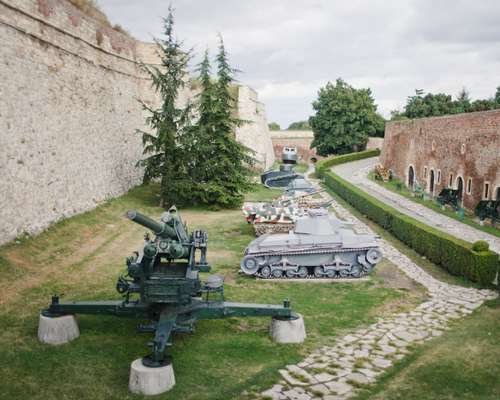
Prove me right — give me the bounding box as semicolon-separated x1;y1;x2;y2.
242;190;331;236
284;178;316;196
42;207;298;369
261;146;302;188
240;209;382;279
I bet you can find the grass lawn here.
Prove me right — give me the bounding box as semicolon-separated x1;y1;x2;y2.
352;298;500;400
367;171;500;238
0;184;424;400
294;162;309;174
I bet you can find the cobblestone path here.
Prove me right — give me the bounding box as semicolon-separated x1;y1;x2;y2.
332;157;500;254
257;169;497;400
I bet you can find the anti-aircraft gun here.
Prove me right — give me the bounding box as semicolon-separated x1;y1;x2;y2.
40;207;304;395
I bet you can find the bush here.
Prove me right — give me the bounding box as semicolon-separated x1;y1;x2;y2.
315;149;381;179
472;240;490;252
323;170;499;286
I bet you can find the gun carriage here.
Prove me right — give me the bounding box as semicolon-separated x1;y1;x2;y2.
41;207;301;393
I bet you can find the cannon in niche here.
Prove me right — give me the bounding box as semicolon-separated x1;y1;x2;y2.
39;207;304;395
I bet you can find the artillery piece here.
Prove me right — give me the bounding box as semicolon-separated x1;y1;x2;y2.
39;207;305;395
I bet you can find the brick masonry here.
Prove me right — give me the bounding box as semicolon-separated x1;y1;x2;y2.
270;130;319;163
0;0;274;245
380;110;500;210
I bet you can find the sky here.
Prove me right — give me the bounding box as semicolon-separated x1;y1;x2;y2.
98;0;500;128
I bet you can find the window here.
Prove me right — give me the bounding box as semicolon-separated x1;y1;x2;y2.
466;178;472;195
460;143;466;154
431;140;436;151
484;182;490;199
449;173;453;187
423;166;428;179
437;170;441;183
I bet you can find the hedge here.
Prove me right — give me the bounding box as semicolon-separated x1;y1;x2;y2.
322;170;499;286
316;148;381;179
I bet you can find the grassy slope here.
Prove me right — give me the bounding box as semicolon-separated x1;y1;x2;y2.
368;171;500;238
353;299;500;400
0;184;423;400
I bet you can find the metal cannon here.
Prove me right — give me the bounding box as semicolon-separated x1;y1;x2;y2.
40;207;303;394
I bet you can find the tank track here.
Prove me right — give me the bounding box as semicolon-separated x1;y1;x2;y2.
253;223;294;236
247;246;377;280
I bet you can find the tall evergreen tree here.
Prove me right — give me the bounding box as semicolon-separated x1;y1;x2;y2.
136;7;194;207
197;36;253;208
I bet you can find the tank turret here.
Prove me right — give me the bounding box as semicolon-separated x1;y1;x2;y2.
240;209;382;279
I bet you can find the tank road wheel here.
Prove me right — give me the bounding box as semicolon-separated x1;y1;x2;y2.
314;266;324;278
240;256;260;275
286;269;296;279
325;269;336;278
338;269;349;278
260;266;271;279
350;265;361;278
366;248;382;265
272;269;284;278
297;266;308;279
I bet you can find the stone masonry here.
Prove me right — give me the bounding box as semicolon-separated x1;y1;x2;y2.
0;0;275;245
381;110;500;211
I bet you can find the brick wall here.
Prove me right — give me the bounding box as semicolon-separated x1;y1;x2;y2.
380;110;500;210
270;130;320;163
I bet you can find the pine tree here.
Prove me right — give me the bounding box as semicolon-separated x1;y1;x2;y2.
136;7;195;207
201;36;253;207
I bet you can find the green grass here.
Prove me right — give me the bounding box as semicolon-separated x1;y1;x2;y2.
368;171;500;238
352;298;500;400
0;183;423;400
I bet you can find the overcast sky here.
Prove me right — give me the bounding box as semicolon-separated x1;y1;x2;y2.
98;0;500;128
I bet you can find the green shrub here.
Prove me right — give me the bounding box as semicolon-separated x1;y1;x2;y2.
323;170;499;286
315;148;381;178
472;240;490;252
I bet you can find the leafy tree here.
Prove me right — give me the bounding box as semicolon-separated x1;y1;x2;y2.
136;7;195;208
392;86;500;119
372;113;386;137
309;78;381;156
194;36;254;208
287;120;310;130
268;122;281;131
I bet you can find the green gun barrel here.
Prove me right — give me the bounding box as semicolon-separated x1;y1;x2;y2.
126;210;164;234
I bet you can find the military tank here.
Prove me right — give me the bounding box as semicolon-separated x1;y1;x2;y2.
242;190;331;236
240;209;382;279
261;146;302;188
284;178;316;196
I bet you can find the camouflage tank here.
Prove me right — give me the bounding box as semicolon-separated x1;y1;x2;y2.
242;201;306;236
242;191;332;236
240;209;382;279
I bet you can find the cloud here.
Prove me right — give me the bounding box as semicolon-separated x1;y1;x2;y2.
98;0;500;126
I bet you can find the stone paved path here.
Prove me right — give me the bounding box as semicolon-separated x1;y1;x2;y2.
257;169;497;400
332;157;500;254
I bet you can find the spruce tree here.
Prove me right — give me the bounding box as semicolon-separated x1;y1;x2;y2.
136;7;194;207
199;36;253;207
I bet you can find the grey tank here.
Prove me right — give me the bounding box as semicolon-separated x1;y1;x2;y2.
240;209;382;279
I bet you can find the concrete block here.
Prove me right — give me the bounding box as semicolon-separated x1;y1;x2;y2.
129;358;175;395
270;314;306;343
38;314;80;345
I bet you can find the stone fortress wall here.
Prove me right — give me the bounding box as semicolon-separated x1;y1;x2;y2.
0;0;275;245
381;109;500;211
